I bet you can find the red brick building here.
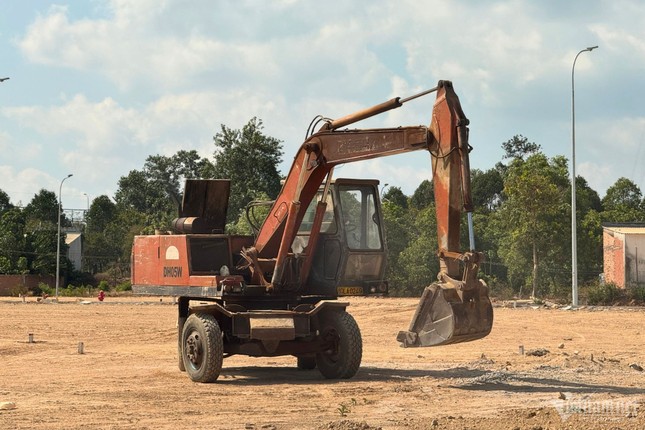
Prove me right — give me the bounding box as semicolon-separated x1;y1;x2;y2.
603;223;645;288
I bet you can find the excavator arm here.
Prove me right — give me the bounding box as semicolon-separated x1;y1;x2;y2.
242;80;493;347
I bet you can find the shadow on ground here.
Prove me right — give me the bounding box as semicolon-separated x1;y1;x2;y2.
217;364;642;396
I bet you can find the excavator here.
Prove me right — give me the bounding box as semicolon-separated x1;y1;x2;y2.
131;80;493;382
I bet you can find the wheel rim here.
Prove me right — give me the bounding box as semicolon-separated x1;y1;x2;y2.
185;331;204;370
320;327;341;363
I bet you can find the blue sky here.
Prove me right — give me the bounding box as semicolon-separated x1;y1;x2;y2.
1;0;644;210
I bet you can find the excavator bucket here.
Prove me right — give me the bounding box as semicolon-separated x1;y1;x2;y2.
397;281;493;347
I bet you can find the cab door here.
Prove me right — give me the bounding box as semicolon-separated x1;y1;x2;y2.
333;179;388;296
295;179;388;297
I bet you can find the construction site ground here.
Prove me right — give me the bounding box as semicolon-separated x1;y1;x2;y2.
0;296;643;430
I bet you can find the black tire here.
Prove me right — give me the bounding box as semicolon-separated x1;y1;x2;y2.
178;316;186;372
181;313;223;383
296;356;317;370
315;310;362;379
178;331;186;372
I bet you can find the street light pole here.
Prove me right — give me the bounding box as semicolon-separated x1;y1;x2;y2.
83;192;90;211
571;45;598;307
55;174;73;300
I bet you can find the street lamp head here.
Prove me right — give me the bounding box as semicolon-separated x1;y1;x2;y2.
587;45;599;51
66;173;73;179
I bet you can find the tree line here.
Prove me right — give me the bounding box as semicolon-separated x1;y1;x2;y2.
1;122;644;300
383;135;645;300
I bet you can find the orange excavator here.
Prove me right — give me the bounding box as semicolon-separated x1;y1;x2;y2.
131;80;493;382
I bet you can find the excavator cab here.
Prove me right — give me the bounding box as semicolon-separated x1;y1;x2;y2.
295;179;388;298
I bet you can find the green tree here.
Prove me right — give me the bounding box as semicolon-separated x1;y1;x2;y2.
494;153;569;298
143;149;214;205
0;208;26;273
381;199;413;295
471;168;504;212
84;195;120;273
0;189;12;216
24;189;60;226
395;205;439;296
601;177;645;222
115;150;213;230
28;229;61;275
502;134;542;160
575;177;602;215
103;208;147;265
226;191;273;235
212;117;283;224
409;180;434;210
21;190;70;277
115;168;173;231
382;186;408;209
579;209;603;281
573;177;603;281
86;195;117;233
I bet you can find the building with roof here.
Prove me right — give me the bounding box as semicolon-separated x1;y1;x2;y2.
603;223;645;288
65;232;83;270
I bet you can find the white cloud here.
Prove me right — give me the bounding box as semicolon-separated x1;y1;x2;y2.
589;117;645;153
5;0;645;208
576;116;645;196
0;130;9;153
0;166;59;206
3;95;150;151
16;1;389;94
578;162;612;197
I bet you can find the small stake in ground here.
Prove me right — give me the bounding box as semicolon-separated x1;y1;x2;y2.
28;333;34;343
78;342;84;354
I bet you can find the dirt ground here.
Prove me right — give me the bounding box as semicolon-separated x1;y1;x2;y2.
0;296;643;430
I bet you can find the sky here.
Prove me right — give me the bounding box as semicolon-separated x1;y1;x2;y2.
1;0;644;211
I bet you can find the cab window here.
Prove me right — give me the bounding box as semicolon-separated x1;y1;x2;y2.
338;185;382;250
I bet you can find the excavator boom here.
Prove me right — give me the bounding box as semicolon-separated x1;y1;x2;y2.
245;81;493;347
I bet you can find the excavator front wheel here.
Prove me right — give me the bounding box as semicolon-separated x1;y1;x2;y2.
181;313;223;383
315;310;362;379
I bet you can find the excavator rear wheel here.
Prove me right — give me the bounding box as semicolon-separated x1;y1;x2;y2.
181;313;223;383
315;310;362;379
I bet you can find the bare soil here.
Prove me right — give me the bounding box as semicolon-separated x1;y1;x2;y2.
0;296;643;429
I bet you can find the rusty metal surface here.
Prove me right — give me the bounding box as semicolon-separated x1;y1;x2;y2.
131;234;239;291
430;81;468;278
179;179;230;233
397;280;493;347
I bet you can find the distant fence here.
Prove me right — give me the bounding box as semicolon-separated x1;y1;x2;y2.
0;275;59;296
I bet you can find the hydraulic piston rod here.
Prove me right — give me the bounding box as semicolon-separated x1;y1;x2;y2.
323;86;439;131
